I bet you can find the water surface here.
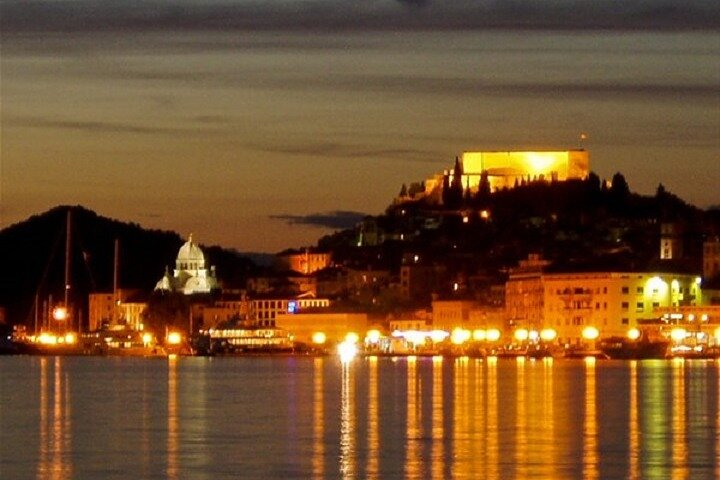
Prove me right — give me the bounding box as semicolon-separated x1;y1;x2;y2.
1;356;718;479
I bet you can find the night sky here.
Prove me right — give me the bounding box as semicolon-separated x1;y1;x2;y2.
1;1;718;252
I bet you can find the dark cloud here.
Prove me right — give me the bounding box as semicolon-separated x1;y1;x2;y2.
249;142;439;162
7;117;194;135
270;211;367;229
1;1;717;33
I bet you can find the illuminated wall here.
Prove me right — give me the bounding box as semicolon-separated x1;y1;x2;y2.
458;150;589;192
274;312;368;344
506;271;702;344
276;251;332;275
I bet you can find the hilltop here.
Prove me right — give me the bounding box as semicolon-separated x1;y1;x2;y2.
318;173;718;296
0;206;257;326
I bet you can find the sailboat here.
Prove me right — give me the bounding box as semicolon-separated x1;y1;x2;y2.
11;209;85;355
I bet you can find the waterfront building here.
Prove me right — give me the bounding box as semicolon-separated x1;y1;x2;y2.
196;293;331;329
506;258;703;345
274;312;368;345
88;289;145;331
155;235;219;295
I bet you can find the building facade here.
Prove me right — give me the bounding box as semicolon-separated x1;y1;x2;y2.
506;270;703;345
155;235;219;295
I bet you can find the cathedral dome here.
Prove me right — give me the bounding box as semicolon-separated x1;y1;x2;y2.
177;234;205;263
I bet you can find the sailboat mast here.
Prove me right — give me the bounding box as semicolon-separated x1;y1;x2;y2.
113;238;119;325
63;208;72;332
64;209;72;309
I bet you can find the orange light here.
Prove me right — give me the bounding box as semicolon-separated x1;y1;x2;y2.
450;328;471;345
167;332;182;345
540;328;557;341
486;329;501;342
52;307;68;321
365;329;381;344
472;329;486;341
312;332;327;345
514;328;529;342
670;328;687;342
627;328;641;341
582;326;599;340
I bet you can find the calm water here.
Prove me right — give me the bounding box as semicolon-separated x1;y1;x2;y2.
1;356;718;479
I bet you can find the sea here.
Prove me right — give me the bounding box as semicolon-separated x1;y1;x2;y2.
1;356;718;479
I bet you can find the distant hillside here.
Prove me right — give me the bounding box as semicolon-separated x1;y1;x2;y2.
0;206;256;327
319;174;717;280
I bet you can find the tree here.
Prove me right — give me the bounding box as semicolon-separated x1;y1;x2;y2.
610;172;629;198
399;184;408;197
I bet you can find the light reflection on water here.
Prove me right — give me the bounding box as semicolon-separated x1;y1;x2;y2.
1;356;719;479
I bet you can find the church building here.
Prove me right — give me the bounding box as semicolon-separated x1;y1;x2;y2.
155;235;219;295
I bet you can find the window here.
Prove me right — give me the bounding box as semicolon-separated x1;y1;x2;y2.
603;287;608;294
652;302;660;309
636;287;643;294
622;287;629;294
636;302;644;312
622;302;629;310
622;318;629;325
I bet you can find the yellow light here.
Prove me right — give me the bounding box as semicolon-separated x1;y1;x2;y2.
528;330;539;341
479;210;490;220
687;314;695;321
338;340;358;363
581;326;599;340
64;333;77;344
38;332;57;345
52;306;68;321
312;332;327;345
514;328;529;342
627;328;641;341
486;329;501;342
527;152;559;174
167;332;182;345
701;314;708;322
450;328;471;345
540;328;557;341
142;333;153;345
365;329;381;344
345;332;360;344
670;328;687;342
429;330;449;343
406;331;426;346
714;327;720;342
646;276;667;296
472;329;487;341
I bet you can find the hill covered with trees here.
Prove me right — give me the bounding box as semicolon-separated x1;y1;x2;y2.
0;206;256;327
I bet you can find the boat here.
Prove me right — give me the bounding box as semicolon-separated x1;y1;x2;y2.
198;319;295;355
81;328;168;356
666;344;720;360
599;336;669;360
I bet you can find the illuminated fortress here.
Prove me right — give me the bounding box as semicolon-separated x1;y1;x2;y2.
414;150;590;203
